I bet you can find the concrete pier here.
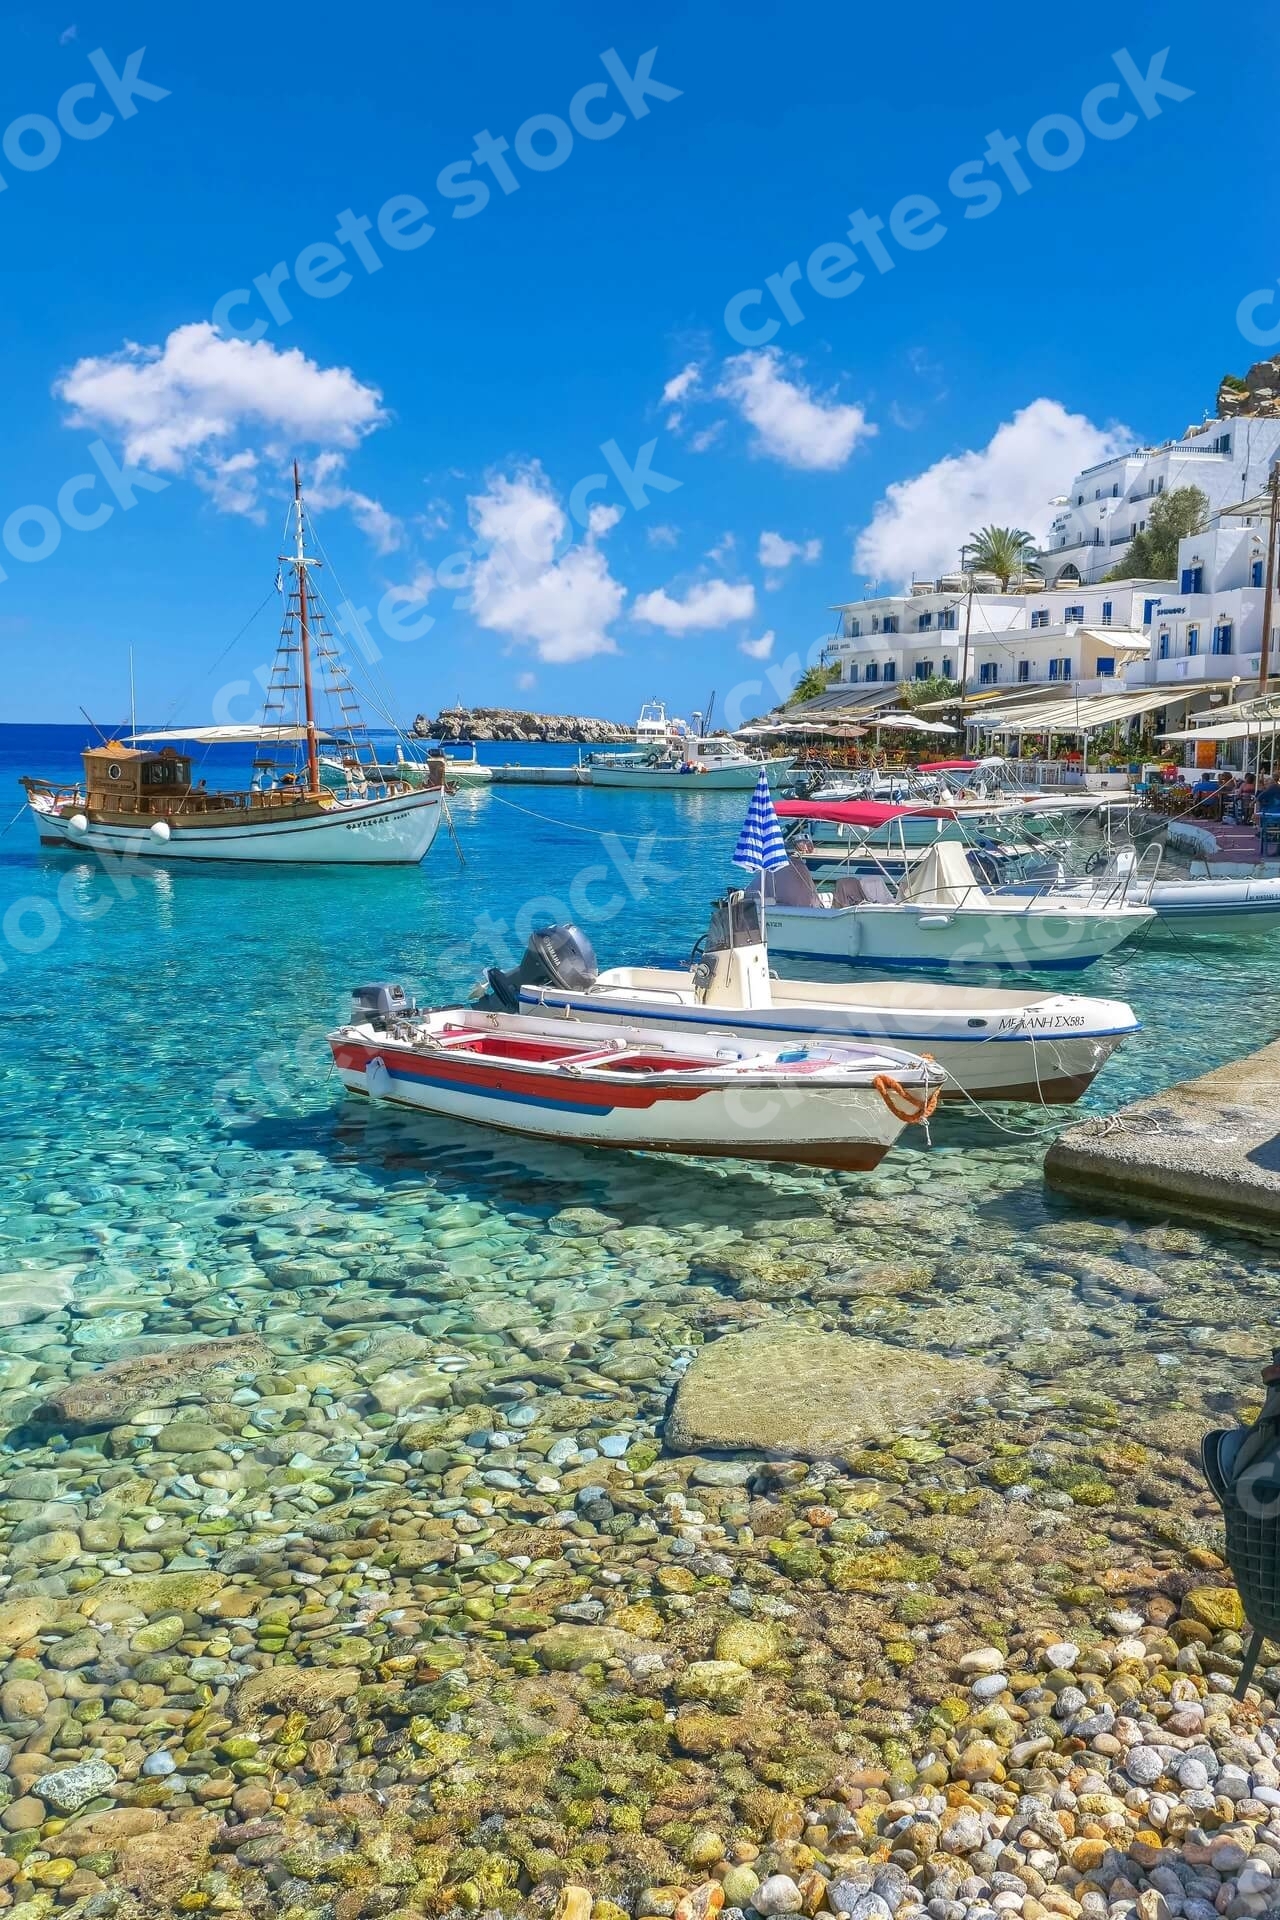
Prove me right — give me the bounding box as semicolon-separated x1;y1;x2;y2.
1044;1040;1280;1234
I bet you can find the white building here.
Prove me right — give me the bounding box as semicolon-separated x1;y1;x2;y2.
828;577;1166;696
1127;495;1277;688
1043;416;1280;586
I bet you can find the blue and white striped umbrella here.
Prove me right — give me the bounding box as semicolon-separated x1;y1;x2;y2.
732;769;789;872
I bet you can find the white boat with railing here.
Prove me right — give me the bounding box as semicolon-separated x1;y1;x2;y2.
760;838;1155;970
477;903;1139;1105
1036;846;1280;939
587;734;793;791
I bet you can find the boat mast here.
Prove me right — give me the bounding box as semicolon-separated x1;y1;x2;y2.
293;461;321;796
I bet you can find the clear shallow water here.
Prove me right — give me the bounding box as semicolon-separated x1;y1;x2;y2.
2;725;1280;1904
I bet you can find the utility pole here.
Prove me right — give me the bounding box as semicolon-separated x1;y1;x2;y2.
1258;464;1280;698
958;542;975;740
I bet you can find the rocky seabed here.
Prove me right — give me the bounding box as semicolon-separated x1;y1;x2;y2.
2;1116;1280;1920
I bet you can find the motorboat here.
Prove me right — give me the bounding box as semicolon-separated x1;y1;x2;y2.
1042;847;1280;940
477;901;1140;1105
21;468;446;867
586;734;793;791
758;840;1155;971
329;983;944;1170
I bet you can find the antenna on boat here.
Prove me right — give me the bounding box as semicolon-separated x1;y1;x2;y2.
128;648;137;744
78;705;109;745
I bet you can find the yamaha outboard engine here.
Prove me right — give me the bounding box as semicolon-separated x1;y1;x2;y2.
350;983;413;1029
478;923;599;1012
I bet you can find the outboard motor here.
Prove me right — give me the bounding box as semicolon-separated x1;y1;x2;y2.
1202;1347;1280;1697
350;983;413;1029
478;923;599;1012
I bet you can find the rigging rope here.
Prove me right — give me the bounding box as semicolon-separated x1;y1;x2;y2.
485;791;694;845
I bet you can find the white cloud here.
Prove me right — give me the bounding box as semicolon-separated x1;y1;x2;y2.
739;630;776;660
758;530;822;571
467;465;625;664
309;451;400;553
57;321;386;472
647;523;679;549
195;450;262;520
708;532;736;565
661;363;701;422
689;421;725;454
588;502;622;537
718;349;875;471
632;578;756;634
854;398;1134;588
517;671;536;691
55;320;391;539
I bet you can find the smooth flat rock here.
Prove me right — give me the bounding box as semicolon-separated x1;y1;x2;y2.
236;1664;362;1714
664;1326;998;1465
1045;1040;1280;1235
36;1335;272;1429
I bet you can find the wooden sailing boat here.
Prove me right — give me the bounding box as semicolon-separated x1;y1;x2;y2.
21;466;447;865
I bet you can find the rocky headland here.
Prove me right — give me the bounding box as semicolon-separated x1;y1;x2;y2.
413;708;633;744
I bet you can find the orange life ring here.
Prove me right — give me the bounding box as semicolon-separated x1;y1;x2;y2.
873;1074;940;1124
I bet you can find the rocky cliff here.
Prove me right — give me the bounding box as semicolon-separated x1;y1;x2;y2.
1217;359;1280;418
413;706;633;743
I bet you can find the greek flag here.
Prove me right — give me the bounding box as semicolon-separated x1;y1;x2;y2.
733;769;789;872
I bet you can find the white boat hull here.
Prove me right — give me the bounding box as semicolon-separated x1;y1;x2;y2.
589;757;792;791
1125;878;1280;938
519;978;1137;1105
330;1013;934;1169
29;786;444;865
762;898;1151;971
1036;874;1280;938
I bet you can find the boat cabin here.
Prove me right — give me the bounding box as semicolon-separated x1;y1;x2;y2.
83;743;194;813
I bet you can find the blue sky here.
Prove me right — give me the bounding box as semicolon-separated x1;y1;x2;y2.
0;0;1274;724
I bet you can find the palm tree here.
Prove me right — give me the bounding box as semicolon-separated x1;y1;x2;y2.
787;663;841;706
966;526;1043;593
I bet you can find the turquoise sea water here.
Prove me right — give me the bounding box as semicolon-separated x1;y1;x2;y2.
3;723;1277;1170
3;719;1280;1419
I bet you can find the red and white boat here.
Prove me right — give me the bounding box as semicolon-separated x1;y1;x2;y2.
328;986;944;1170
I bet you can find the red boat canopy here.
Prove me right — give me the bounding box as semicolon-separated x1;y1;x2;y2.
775;799;958;827
917;758;979;773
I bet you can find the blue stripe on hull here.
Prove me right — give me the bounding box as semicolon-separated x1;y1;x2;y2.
378;1061;616;1115
527;992;1137;1044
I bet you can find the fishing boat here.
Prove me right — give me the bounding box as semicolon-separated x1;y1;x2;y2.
20;467;446;866
476;901;1140;1105
759;840;1154;970
328;984;944;1170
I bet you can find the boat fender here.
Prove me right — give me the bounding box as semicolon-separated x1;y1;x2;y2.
916;913;952;929
873;1074;940;1124
150;819;172;842
67;812;89;833
365;1055;394;1101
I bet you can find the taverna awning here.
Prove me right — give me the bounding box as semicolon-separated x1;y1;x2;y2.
1159;718;1280;743
969;686;1201;734
1073;627;1151;652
